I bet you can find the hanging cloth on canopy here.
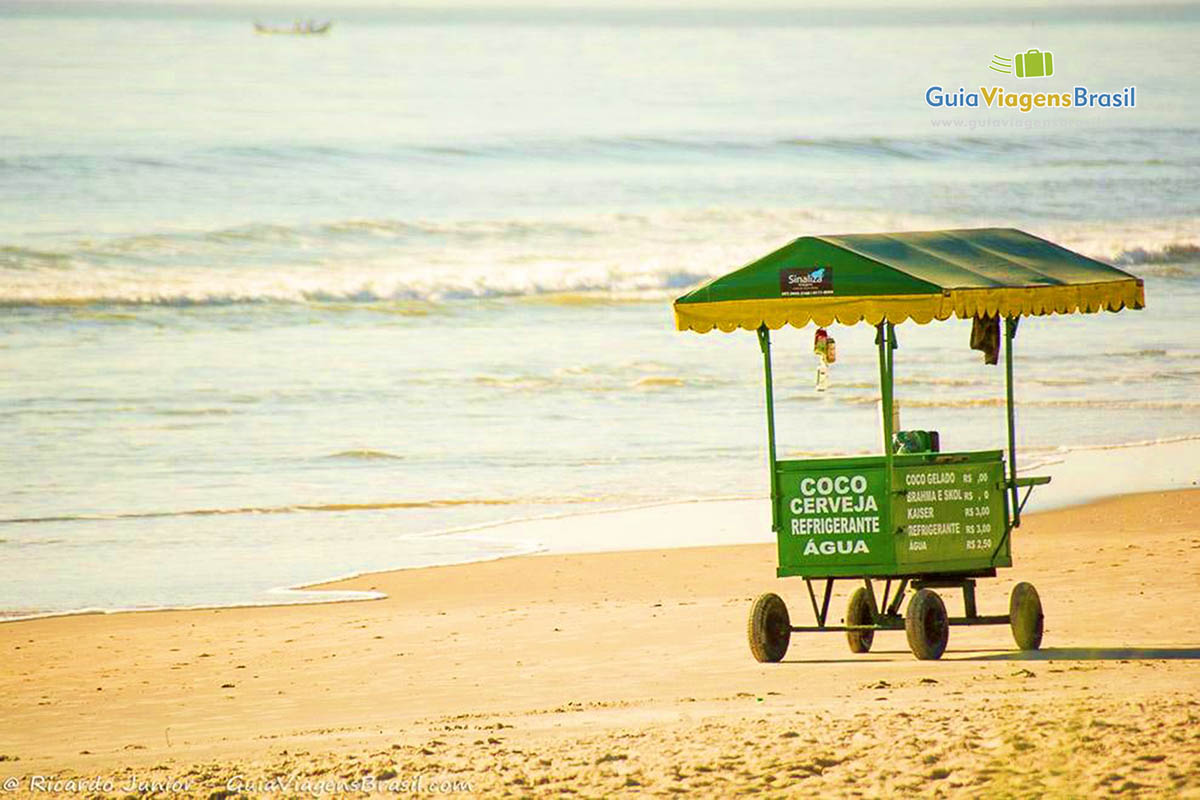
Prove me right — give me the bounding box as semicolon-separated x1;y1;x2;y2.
970;315;1000;365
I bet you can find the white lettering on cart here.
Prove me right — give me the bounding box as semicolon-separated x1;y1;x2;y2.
791;516;881;535
799;475;868;496
908;522;962;536
904;471;957;487
789;495;878;515
789;473;880;546
803;539;871;555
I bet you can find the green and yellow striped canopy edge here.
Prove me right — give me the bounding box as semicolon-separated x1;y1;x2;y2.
674;228;1144;333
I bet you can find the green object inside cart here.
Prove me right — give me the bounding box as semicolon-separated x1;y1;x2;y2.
893;430;939;454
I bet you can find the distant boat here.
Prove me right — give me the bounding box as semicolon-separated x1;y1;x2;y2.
253;20;333;36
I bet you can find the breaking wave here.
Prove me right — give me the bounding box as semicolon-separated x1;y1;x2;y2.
1;495;607;525
1112;243;1200;266
842;396;1200;411
0;208;1195;308
4;127;1199;173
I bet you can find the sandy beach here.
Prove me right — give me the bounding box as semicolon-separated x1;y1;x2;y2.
1;488;1198;797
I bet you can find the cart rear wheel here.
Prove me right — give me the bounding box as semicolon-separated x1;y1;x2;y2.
1009;582;1044;650
845;587;874;653
748;593;790;663
905;589;948;660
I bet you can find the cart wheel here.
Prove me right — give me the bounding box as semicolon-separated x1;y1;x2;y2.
1009;582;1044;650
845;587;874;654
905;589;949;660
748;593;790;663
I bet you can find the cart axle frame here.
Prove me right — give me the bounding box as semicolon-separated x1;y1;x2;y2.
794;575;1011;633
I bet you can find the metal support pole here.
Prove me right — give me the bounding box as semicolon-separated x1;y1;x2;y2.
1004;317;1020;527
758;325;780;533
877;322;896;536
887;579;909;616
863;578;880;619
877;323;895;473
962;579;978;619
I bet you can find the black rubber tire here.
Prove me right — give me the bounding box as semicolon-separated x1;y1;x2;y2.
905;588;949;660
845;587;875;653
1010;581;1044;650
748;593;790;663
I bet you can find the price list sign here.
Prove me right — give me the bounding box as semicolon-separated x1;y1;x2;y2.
894;459;1010;570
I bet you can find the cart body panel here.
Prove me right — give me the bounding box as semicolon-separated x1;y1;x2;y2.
775;450;1011;579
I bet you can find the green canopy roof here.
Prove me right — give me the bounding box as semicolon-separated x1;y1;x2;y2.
674;228;1144;333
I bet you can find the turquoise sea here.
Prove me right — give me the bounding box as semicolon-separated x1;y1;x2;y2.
2;2;1198;616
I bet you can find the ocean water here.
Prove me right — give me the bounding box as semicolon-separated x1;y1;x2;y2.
2;3;1198;617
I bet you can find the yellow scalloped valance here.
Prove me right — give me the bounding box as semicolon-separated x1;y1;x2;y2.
674;280;1145;333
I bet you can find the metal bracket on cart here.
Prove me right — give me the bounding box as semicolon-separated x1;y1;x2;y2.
1011;475;1052;520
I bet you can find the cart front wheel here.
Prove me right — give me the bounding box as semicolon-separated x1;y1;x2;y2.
905;589;948;660
748;593;790;663
845;587;874;654
1009;582;1044;650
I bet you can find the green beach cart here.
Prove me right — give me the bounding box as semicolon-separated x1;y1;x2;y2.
674;228;1144;660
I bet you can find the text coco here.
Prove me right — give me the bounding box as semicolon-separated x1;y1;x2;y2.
790;474;877;515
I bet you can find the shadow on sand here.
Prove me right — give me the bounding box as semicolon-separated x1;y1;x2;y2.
963;646;1200;662
781;647;1200;664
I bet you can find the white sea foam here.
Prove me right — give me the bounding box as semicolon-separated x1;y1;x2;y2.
1;211;1195;307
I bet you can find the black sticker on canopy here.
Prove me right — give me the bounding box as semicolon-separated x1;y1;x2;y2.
780;265;833;296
